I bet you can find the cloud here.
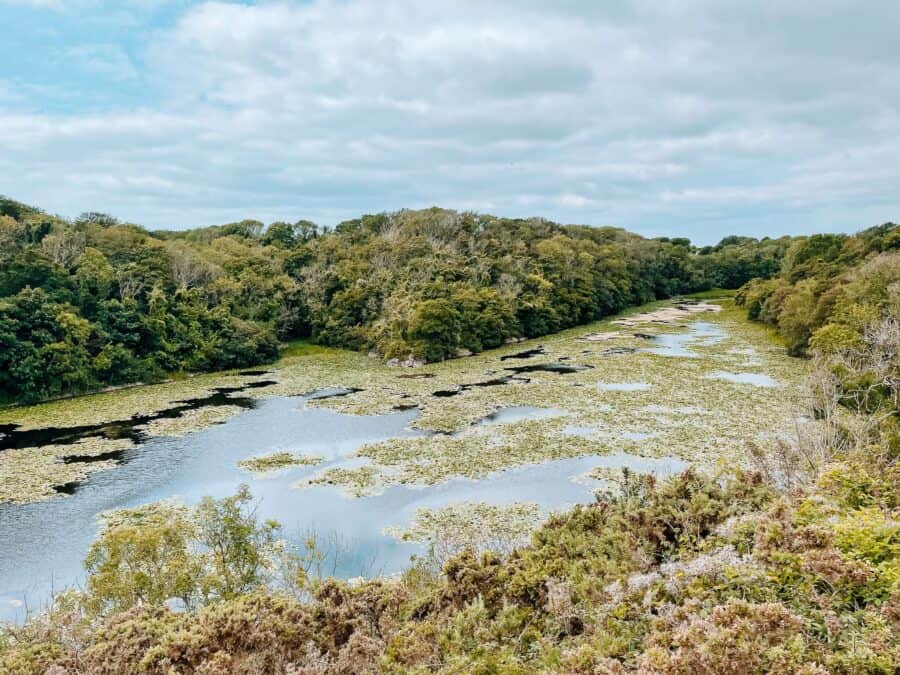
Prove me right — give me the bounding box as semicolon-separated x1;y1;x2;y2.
0;0;898;242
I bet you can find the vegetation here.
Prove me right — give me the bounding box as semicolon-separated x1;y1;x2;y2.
2;243;897;672
2;414;896;672
736;224;900;355
1;195;792;403
1;199;897;672
238;452;323;476
2;297;806;505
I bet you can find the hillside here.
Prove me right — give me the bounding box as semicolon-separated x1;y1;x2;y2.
1;196;791;403
0;213;897;673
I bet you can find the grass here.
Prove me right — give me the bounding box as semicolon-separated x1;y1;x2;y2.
279;339;341;358
684;287;738;299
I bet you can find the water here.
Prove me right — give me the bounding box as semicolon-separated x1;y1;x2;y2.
470;406;566;428
707;371;778;387
0;395;681;623
641;321;725;357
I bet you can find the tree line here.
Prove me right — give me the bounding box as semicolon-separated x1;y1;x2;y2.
0;195;813;403
736;223;900;355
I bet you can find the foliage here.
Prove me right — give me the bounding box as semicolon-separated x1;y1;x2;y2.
7;291;899;670
2;200;898;672
0;195;793;403
736;222;899;355
83;502;201;615
4;313;898;673
82;486;295;616
4;442;897;673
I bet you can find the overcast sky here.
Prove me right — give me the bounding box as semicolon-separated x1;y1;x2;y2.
1;0;897;244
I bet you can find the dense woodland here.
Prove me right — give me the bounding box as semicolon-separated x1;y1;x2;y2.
736;225;900;353
1;195;791;403
1;216;897;672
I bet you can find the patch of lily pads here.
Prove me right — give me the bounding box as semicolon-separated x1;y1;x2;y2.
0;297;811;504
0;436;133;504
238;451;323;477
383;501;543;561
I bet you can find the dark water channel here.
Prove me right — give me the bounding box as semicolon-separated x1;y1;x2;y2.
0;380;277;453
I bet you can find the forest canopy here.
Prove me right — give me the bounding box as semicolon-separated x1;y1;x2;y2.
0;194;875;404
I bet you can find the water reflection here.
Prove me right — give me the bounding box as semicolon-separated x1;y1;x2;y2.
706;371;778;387
0;395;684;623
641;321;725;357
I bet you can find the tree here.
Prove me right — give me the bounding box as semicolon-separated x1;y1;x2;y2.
195;485;281;601
262;221;297;248
41;228;86;270
169;242;218;289
84;504;201;614
82;487;293;614
408;298;461;362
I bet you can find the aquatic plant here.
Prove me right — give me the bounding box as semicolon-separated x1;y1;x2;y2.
0;298;810;503
384;501;543;567
237;451;323;476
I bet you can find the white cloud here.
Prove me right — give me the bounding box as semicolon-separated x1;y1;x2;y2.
1;0;898;242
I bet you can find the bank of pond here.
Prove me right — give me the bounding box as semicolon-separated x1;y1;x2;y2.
0;299;808;622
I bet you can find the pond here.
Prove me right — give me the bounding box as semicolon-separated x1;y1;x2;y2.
0;394;678;623
706;371;778;387
641;321;725;357
0;300;807;624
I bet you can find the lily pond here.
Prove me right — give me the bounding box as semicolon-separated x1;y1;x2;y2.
0;298;809;622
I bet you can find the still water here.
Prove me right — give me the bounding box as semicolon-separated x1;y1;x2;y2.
0;394;686;622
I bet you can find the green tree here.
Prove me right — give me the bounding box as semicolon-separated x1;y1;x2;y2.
195;484;281;601
408;298;462;361
84;504;201;614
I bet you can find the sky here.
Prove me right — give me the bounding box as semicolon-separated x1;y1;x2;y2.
0;1;898;245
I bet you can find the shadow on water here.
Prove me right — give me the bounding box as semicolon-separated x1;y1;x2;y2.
504;362;593;374
0;380;277;453
499;346;547;361
431;356;593;398
432;375;530;398
307;387;364;401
